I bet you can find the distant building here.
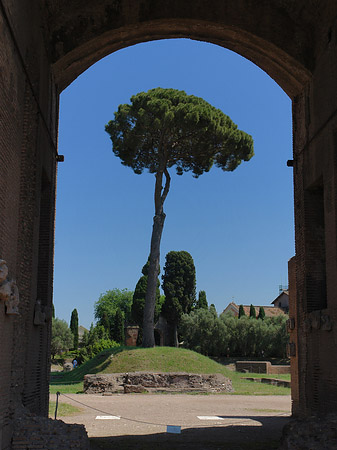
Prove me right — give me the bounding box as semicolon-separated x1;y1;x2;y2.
271;290;289;312
222;301;286;318
78;325;89;342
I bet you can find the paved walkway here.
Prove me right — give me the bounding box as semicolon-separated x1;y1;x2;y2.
52;393;291;449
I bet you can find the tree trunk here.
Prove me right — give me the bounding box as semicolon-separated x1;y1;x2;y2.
142;212;165;347
142;169;170;348
167;322;178;347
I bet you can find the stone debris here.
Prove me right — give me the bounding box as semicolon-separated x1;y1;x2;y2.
12;405;89;450
84;372;234;394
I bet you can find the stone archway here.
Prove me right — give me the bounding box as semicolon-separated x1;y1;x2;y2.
1;1;337;448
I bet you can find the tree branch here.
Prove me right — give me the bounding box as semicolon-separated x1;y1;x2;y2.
154;171;163;215
161;167;171;206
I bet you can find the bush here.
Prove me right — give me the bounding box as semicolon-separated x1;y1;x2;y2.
179;309;288;358
77;338;119;364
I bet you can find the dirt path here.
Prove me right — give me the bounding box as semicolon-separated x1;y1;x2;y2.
52;393;291;449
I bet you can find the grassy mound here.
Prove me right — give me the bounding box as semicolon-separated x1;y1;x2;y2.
100;346;234;374
50;346;291;396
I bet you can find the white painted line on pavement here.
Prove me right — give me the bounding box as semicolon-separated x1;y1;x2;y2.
95;416;121;420
197;416;224;420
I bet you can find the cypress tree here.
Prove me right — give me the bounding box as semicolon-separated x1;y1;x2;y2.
195;290;208;309
238;304;245;318
162;251;196;346
249;304;256;319
70;308;79;349
257;306;266;320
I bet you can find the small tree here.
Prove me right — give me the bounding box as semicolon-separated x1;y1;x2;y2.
249;304;256;319
87;323;109;345
70;308;79;349
162;251;196;346
257;306;266;320
51;318;74;358
195;290;208;310
238;304;245;318
113;308;125;344
94;288;133;325
106;88;254;347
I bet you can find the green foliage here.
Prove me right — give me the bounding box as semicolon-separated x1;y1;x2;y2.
51;318;74;358
87;323;109;345
112;308;125;344
94;288;133;329
70;308;79;349
238;304;245;318
195;290;208;309
162;251;196;324
249;304;256;319
258;306;266;320
180;308;229;356
131;258;162;328
180;311;289;358
100;311;110;335
77;338;119;364
209;304;217;316
105;87;254;178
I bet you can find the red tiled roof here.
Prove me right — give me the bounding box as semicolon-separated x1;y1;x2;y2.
222;302;286;317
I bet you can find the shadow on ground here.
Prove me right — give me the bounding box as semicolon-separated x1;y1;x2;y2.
89;415;288;450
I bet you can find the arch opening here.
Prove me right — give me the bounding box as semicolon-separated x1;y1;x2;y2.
52;19;311;97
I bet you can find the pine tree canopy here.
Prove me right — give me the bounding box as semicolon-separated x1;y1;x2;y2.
105;87;254;177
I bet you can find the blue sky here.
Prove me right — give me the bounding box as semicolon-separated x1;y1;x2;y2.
54;39;293;329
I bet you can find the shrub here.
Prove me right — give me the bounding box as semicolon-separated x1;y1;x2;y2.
179;309;289;358
77;338;119;364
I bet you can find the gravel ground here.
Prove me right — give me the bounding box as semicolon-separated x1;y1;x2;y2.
51;393;291;449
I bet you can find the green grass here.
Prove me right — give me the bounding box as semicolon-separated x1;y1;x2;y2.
49;383;84;394
49;400;82;417
50;346;129;383
50;346;291;395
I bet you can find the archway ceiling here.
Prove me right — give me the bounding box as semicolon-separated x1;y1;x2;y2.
40;0;337;97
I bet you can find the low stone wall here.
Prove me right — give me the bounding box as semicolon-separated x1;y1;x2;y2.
11;405;89;450
236;361;270;373
235;361;290;375
84;372;234;394
268;365;291;375
242;377;291;388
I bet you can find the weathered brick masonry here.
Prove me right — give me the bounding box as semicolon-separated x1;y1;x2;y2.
1;1;337;448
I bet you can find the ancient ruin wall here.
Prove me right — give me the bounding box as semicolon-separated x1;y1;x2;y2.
2;1;337;448
0;1;58;448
